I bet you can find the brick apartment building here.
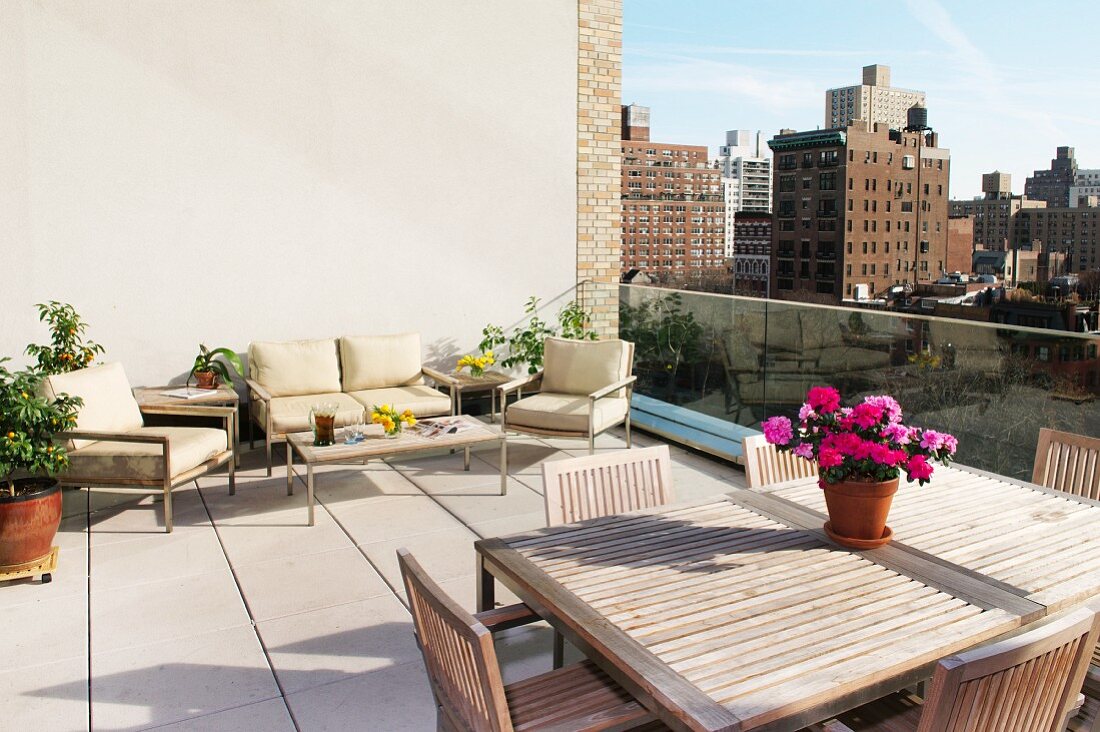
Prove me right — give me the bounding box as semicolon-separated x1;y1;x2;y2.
949;171;1046;250
731;213;771;296
620;104;725;283
767;122;951;302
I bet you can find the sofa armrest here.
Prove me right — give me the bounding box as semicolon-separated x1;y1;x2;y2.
589;375;637;402
57;430;169;445
498;372;543;398
421;365;460;387
245;378;273;403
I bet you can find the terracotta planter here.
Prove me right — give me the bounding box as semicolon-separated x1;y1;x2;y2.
0;478;62;567
194;370;217;389
821;476;899;550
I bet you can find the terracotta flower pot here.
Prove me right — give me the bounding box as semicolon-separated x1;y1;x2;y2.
0;478;62;568
194;370;217;389
821;476;899;550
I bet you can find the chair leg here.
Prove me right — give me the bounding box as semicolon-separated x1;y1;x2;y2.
588;432;595;454
248;402;255;450
163;486;173;534
266;436;273;477
625;414;633;448
553;630;565;669
228;454;236;496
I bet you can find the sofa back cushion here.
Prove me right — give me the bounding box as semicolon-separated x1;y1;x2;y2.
248;339;342;397
340;333;424;392
541;338;630;396
43;362;144;449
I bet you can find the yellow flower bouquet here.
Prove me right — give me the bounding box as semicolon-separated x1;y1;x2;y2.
456;350;495;378
371;404;416;438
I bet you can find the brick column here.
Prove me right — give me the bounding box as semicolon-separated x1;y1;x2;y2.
577;0;622;337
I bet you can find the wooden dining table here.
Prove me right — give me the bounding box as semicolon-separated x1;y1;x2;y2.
474;464;1100;732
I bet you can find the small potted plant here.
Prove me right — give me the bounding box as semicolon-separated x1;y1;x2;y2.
189;344;244;390
0;359;82;579
763;386;957;549
370;404;416;438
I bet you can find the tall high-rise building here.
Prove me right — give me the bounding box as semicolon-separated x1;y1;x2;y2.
825;64;926;131
1025;147;1079;207
620;105;725;282
715;130;772;286
768;122;951;302
1069;168;1100;207
949;171;1046;250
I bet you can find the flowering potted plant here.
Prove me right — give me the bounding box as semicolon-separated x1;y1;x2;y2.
371;404;416;438
762;386;956;549
456;351;495;378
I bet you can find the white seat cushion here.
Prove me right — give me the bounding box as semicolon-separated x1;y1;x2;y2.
66;427;227;482
506;392;628;434
347;385;451;418
42;363;144;449
340;333;425;392
248;339;341;397
541;338;630;396
252;392;365;435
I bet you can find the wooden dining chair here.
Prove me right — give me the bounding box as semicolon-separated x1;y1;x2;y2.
1033;427;1100;501
397;549;666;732
814;606;1100;732
742;434;818;490
541;445;675;668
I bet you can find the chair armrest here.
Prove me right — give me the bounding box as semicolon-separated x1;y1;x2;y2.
139;405;237;419
245;378;273;402
57;430;169;445
498;372;543;397
473;603;540;632
589;375;637;401
421;365;459;387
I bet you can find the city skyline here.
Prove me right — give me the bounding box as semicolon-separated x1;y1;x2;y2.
623;0;1100;199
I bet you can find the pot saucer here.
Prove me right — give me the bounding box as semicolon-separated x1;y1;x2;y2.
823;521;893;550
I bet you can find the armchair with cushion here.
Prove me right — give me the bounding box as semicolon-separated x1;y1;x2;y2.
499;337;636;456
44;362;235;533
246;334;452;474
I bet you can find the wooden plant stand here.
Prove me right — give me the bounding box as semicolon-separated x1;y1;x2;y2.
0;546;59;584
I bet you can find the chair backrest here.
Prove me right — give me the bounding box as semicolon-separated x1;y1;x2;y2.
742;434;818;490
41;362;144;449
397;549;512;732
541;445;674;526
917;606;1100;732
1032;427;1100;500
540;337;634;396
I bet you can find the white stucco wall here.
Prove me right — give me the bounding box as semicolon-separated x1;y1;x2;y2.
0;1;577;386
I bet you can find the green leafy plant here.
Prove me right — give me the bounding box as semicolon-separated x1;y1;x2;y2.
24;301;105;374
189;344;244;387
479;297;599;374
0;359;82;496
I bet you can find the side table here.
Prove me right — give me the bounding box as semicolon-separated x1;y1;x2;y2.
133;384;241;467
446;370;511;421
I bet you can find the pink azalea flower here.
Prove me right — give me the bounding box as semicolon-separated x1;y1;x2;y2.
880;423;911;445
920;430;947;452
762;416;793;446
798;403;817;422
907;454;934;481
864;395;903;424
942;434;958;455
792;443;814;460
806;386;841;414
818;448;843;468
851;403;885;429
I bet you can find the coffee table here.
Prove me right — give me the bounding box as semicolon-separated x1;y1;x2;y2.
286;415;506;526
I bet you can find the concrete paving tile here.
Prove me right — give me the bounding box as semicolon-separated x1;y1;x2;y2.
145;698;294;731
232;547;392;622
91;625;279;731
91;569;248;654
0;518;88;610
311;466;425;508
0;591;88;667
0;655;89;732
465;510;547;540
61;485;89;519
431;482;546;525
87;491;210;542
326;495;464;546
214;510;354;567
285;659;437;732
258;594;419;694
392;453;507;495
360;526;480;591
89;525;228;591
475;440;572;476
393;572;520;614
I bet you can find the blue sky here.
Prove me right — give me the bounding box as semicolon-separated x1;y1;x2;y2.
623;0;1100;198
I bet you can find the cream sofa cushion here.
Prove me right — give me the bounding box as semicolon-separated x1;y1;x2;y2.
506;393;629;434
66;427;227;482
340;333;424;392
252;392;364;435
42;363;144;449
248;339;341;397
347;385;451;418
541;338;630;396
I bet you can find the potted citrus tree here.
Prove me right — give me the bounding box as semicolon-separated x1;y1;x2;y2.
189;344;244;390
0;359;81;581
762;387;957;549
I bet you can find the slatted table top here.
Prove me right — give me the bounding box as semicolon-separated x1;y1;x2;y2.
477;491;1045;732
764;464;1100;614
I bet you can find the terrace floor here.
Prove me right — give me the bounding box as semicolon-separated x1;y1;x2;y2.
2;424;746;731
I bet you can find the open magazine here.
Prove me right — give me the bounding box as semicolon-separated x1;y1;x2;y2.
411;417;477;439
160;387;216;400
